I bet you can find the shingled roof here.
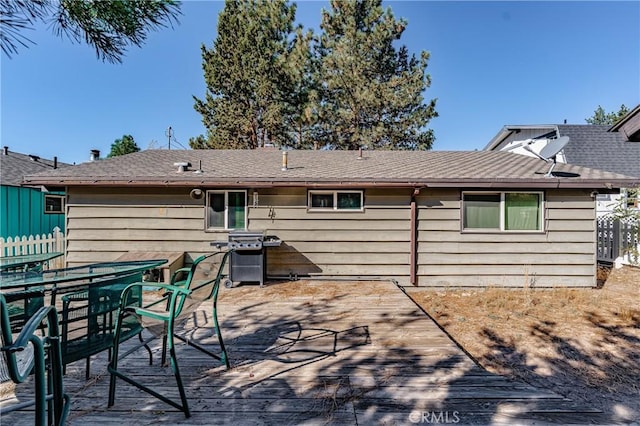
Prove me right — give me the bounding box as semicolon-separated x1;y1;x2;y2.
557;125;640;178
1;148;71;187
485;124;640;179
22;149;638;190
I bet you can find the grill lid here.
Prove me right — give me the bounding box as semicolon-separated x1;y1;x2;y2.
210;231;282;250
228;230;265;241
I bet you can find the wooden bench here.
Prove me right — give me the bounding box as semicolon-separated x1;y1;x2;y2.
115;252;184;283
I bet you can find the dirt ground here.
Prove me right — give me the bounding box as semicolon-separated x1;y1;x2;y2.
408;265;640;424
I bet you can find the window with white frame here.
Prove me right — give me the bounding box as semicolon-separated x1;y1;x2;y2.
44;195;64;214
308;190;363;211
206;190;247;230
462;191;544;232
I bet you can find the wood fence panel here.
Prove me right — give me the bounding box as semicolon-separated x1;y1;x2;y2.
0;227;65;268
597;217;639;264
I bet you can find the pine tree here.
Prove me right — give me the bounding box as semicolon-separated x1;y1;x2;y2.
585;104;630;125
0;0;181;63
314;0;437;150
193;0;312;149
108;134;140;157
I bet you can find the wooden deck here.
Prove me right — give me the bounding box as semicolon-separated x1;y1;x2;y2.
2;279;606;425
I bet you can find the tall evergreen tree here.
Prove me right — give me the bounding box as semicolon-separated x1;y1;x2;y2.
193;0;312;149
108;134;140;157
283;26;317;149
314;0;437;150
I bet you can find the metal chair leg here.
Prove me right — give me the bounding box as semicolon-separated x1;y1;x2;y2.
168;337;191;417
213;301;230;369
107;310;124;408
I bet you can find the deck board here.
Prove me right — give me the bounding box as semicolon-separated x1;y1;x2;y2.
1;279;604;425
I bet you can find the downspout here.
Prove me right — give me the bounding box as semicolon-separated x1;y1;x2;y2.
410;187;421;286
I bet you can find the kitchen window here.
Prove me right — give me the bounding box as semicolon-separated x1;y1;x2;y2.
462;192;544;232
206;190;247;230
308;191;363;211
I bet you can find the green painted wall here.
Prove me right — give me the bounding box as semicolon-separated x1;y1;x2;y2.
0;185;66;239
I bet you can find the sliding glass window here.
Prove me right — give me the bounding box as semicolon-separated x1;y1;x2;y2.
206;190;247;230
462;192;543;232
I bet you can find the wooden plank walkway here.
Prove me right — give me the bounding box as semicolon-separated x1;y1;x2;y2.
2;279;607;425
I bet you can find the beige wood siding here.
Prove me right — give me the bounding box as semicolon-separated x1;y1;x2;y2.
248;188;412;280
416;188;596;287
65;187;413;282
66;187;226;265
65;186;597;287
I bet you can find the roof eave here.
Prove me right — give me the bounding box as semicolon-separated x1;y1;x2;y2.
484;126;513;151
23;177;637;190
609;104;640;132
483;125;559;151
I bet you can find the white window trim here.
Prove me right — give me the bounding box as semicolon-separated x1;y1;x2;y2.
206;190;247;230
461;191;545;233
44;194;65;214
308;190;364;212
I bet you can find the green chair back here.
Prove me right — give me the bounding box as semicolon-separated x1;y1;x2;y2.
0;294;70;426
60;271;144;378
108;250;231;418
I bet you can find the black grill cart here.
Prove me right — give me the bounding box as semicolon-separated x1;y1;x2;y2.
211;231;282;288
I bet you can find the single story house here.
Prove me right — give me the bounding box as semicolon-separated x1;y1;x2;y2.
1;146;69;239
23;149;639;287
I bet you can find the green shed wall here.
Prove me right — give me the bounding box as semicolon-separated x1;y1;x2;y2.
0;185;65;239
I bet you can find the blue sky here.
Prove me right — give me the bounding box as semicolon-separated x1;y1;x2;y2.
1;1;638;165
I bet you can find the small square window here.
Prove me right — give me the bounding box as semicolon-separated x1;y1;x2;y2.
463;194;500;229
337;192;362;209
44;195;64;214
505;193;541;231
311;193;334;208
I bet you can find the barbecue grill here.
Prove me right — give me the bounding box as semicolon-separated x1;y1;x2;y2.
211;230;282;288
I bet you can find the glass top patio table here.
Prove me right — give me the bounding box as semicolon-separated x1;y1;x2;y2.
0;252;64;272
0;259;167;295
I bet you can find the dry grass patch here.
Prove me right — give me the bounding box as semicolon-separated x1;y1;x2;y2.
409;265;640;422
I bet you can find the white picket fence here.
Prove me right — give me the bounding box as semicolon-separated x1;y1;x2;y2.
0;227;66;268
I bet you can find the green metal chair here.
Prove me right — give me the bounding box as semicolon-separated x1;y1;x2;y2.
0;294;70;426
60;272;150;379
107;250;231;418
2;287;46;333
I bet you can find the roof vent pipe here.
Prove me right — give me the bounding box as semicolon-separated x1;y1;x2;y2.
53;156;58;169
90;149;100;161
174;162;190;172
193;159;203;174
3;146;8;155
357;147;363;160
281;150;288;171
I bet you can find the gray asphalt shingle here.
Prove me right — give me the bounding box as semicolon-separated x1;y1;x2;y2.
558;125;640;178
1;149;71;186
22;149;638;189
